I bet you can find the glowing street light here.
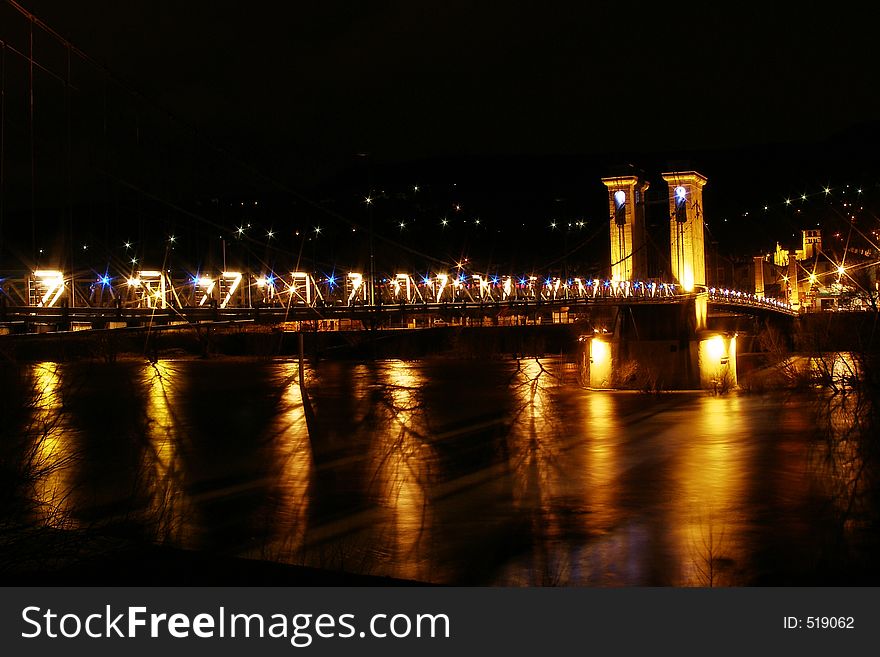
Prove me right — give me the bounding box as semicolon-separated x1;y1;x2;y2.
32;270;65;307
219;271;242;308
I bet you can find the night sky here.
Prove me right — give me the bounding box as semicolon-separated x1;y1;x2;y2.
2;1;880;275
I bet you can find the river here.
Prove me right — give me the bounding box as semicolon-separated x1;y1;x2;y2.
2;357;877;585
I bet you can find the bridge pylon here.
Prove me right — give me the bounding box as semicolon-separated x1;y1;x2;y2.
661;171;707;294
601;175;649;282
788;259;800;311
754;256;766;297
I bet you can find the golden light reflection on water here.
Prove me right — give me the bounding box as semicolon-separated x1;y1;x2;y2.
582;392;619;534
369;361;435;581
386;361;420;426
140;360;194;544
504;386;630;586
503;359;573;583
508;358;558;496
263;362;313;559
508;360;555;514
29;362;77;528
674;395;749;586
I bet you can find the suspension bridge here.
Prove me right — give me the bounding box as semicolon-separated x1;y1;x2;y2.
0;1;803;388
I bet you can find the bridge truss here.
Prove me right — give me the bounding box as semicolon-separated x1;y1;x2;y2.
0;268;797;330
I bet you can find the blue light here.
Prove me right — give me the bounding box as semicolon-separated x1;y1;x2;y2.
327;276;336;286
191;276;199;285
545;278;552;286
421;275;431;285
518;277;528;286
491;276;499;285
614;190;626;207
266;275;276;285
100;276;111;286
675;186;687;202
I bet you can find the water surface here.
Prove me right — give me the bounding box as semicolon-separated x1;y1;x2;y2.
4;357;876;585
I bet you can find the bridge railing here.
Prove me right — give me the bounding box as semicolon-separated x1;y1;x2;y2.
708;288;795;314
0;268;797;319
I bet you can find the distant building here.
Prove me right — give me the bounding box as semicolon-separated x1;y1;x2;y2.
801;229;822;260
773;229;823;266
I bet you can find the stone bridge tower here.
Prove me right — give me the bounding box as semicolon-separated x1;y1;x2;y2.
587;169;736;391
601;175;650;282
662;171;707;293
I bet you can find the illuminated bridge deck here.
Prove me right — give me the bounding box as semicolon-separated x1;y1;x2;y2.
0;293;798;328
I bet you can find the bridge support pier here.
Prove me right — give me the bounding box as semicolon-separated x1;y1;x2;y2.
697;331;737;390
586;335;615;388
581;298;737;390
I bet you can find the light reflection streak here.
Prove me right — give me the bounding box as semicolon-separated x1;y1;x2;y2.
263;362;313;559
504;389;629;586
369;361;435;581
140;360;194;544
674;396;749;586
582;392;619;533
504;358;572;584
508;359;557;504
29;362;78;528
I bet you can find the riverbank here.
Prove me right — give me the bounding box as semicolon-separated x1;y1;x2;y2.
0;323;583;362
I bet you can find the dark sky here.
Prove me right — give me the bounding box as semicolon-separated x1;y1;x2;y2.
16;1;880;176
2;1;880;274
